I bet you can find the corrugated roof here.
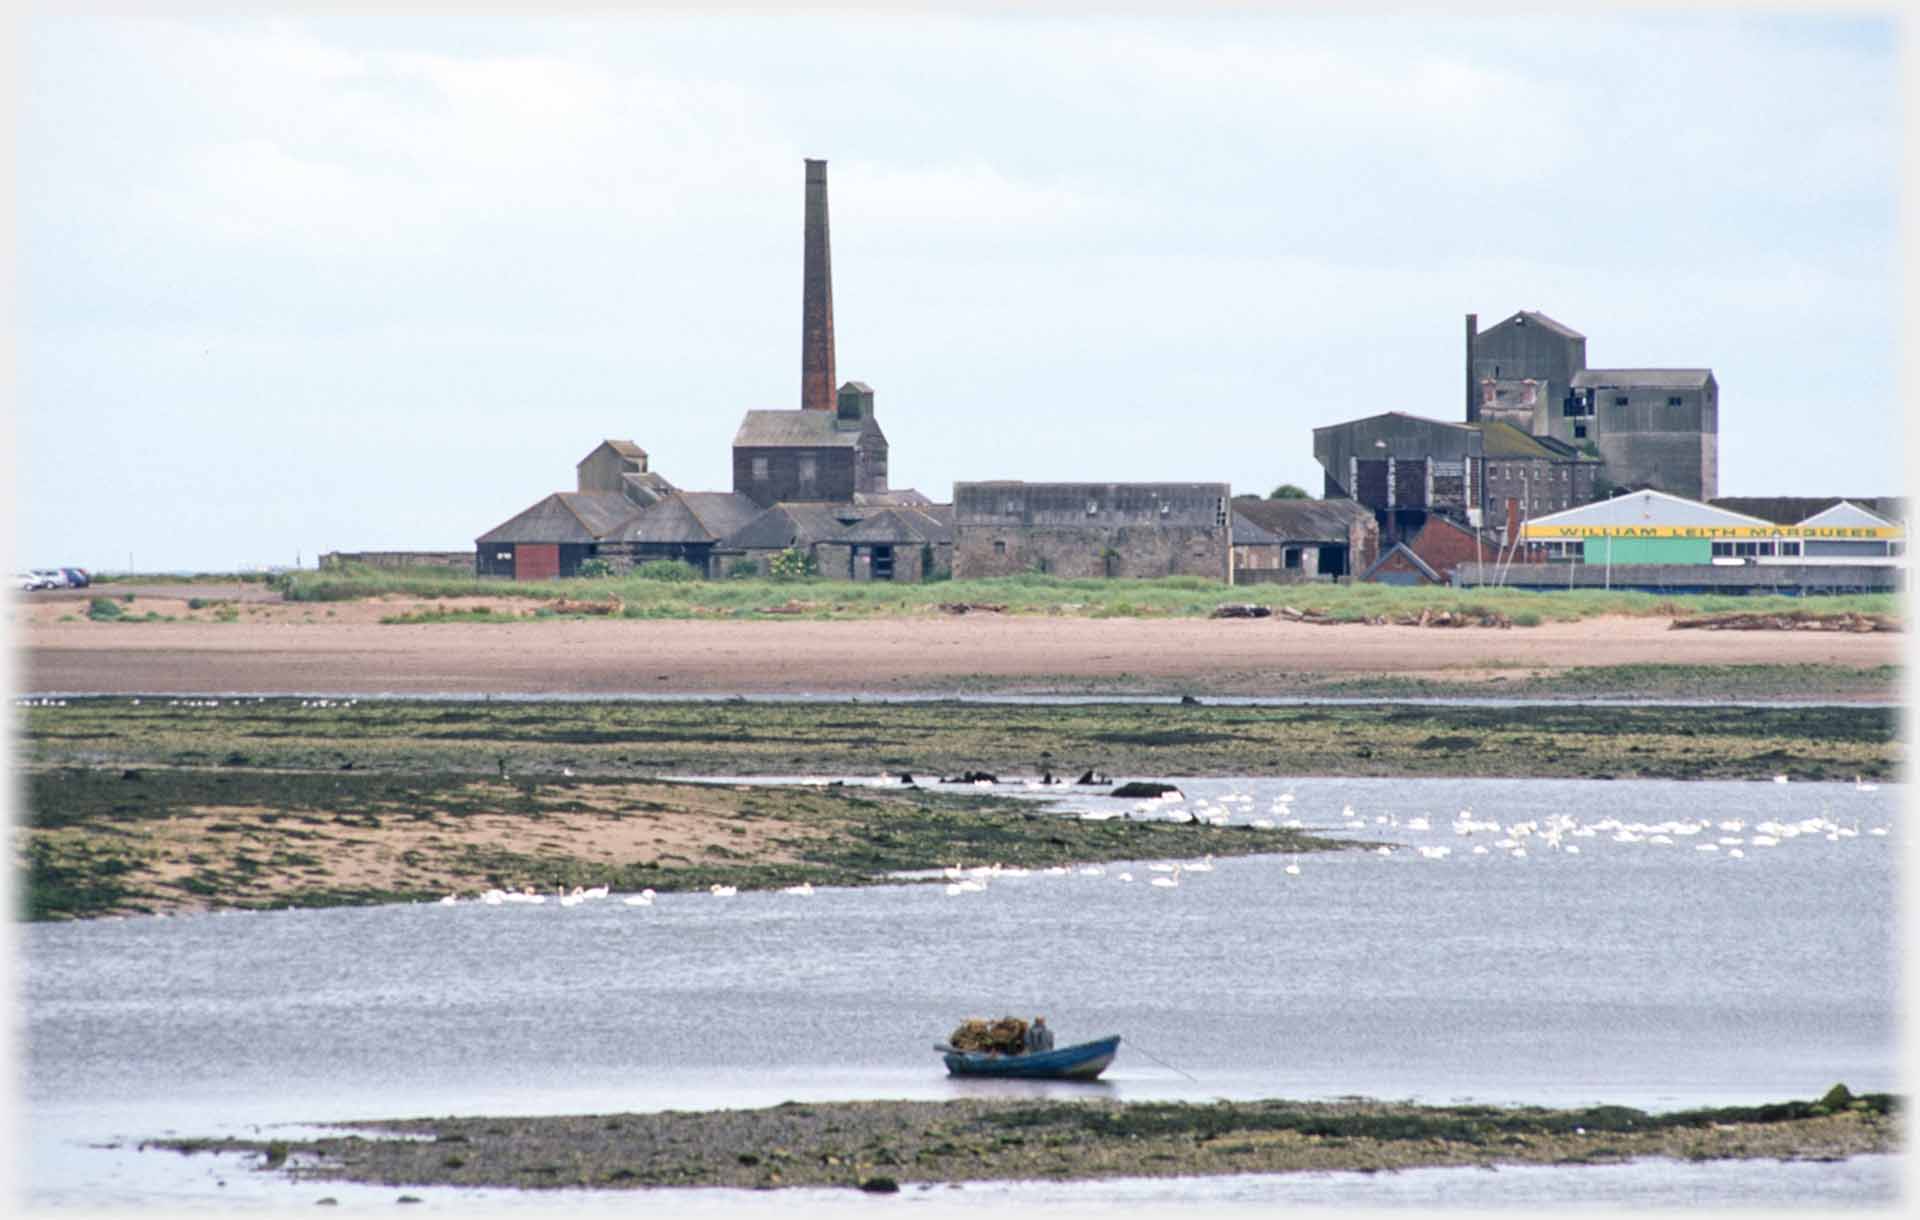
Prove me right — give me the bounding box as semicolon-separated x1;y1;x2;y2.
602;440;647;459
1572;369;1713;390
1709;496;1906;526
733;410;866;448
475;492;641;544
1231;496;1372;543
1529;489;1771;531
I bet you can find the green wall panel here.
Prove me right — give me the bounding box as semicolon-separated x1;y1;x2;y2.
1581;536;1712;565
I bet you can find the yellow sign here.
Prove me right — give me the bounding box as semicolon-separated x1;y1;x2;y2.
1521;524;1902;541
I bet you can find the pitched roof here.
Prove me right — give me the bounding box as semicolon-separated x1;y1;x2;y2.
1709;496;1906;526
1474;421;1594;461
733;409;871;448
1572;369;1714;390
620;471;676;508
601;440;648;460
837;507;953;545
1496;310;1585;340
1361;542;1440;584
1794;500;1900;530
723;503;853;550
475;492;641;545
1529;488;1771;531
1231;496;1373;543
619;492;764;545
1312;410;1478;436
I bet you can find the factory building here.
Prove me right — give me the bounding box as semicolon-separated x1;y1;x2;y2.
953;482;1232;582
476;160;950;583
1230;497;1377;582
1466;310;1718;501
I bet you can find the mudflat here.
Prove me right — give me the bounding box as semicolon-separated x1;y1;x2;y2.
18;597;1904;696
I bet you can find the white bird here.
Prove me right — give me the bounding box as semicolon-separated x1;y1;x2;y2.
1376;846;1393;857
1151;867;1181;889
1149;862;1177;873
438;894;458;906
1855;777;1879;792
1510;848;1527;859
1773;775;1790;784
1283;859;1301;875
710;884;738;897
623;890;656;906
583;884;609;900
1078;865;1106;877
1728;848;1745;858
782;882;815;897
1185;856;1215;873
1115;872;1134;883
1695;844;1719;853
1564;845;1580;855
1869;827;1889;837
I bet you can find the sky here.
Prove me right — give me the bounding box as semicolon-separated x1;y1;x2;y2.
12;9;1907;572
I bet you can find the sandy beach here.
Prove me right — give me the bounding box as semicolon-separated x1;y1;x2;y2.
17;591;1902;696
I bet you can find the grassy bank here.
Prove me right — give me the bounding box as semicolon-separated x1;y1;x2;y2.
20;697;1900;785
17;769;1349;921
149;1088;1898;1194
274;565;1902;623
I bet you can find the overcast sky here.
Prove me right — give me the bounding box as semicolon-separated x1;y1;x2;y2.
14;9;1905;572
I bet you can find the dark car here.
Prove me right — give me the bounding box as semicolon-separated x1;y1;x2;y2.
59;567;91;588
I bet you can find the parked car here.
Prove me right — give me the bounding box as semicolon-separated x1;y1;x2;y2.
29;570;67;589
15;572;36;591
60;567;91;588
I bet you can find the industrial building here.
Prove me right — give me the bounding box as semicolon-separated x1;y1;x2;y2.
476;160;950;583
1230;497;1377;582
1466;310;1718;501
953;482;1233;582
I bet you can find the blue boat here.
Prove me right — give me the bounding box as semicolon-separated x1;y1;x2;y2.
939;1035;1121;1080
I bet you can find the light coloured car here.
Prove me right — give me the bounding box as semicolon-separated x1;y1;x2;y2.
15;572;35;592
29;570;68;590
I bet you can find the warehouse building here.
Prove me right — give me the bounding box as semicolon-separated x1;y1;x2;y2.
1466;310;1718;501
1230;497;1377;582
954;482;1233;582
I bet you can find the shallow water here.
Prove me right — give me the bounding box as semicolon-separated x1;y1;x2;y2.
21;776;1902;1208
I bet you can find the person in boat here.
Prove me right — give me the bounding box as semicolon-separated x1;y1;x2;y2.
1025;1016;1054;1054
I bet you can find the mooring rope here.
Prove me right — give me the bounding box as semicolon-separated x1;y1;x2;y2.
1123;1036;1199;1082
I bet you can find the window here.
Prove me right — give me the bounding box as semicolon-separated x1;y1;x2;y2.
1780;541;1802;557
496;551;511;561
993;540;1007;556
1215;497;1227;528
1573;424;1587;439
1086;499;1099;515
751;456;769;481
1667;395;1684;407
1284;548;1302;570
798;455;817;489
1613;395;1630;406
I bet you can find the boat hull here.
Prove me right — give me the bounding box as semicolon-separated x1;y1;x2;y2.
942;1035;1121;1080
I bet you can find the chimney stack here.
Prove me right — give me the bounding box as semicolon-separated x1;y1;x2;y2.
801;159;835;412
1465;313;1478;422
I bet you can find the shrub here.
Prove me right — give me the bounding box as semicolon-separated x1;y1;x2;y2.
768;548;816;582
88;597;123;621
633;559;700;583
1511;611;1541;627
727;558;762;580
576;558;615;579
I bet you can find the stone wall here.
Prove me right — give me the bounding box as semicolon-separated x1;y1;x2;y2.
320;551;475;572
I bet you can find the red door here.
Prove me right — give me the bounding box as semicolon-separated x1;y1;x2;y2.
514;544;559;581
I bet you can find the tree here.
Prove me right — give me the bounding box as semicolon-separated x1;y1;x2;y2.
1268;484;1310;500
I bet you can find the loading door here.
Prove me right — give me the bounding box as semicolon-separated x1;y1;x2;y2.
515;544;560;582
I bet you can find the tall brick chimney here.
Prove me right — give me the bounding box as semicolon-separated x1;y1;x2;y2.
1465;312;1478;422
801;159;835;412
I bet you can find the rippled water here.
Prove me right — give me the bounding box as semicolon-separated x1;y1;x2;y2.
21;776;1902;1208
